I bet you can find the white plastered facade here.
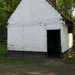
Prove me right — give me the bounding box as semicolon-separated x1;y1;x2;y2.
7;0;73;53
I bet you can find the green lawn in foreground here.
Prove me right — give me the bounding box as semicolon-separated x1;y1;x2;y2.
66;58;75;64
0;45;35;64
0;45;7;58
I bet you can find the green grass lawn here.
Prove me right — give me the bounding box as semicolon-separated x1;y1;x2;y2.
0;45;36;64
66;58;75;64
0;45;7;59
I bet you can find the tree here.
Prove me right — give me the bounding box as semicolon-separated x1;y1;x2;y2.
0;0;21;41
57;0;75;21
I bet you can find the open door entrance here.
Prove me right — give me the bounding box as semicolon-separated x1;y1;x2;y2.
47;30;61;58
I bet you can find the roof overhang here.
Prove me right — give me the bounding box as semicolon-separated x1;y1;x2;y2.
46;0;74;26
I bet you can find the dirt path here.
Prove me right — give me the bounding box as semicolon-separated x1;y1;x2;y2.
0;59;75;75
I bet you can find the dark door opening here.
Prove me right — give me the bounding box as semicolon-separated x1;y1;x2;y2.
47;30;61;58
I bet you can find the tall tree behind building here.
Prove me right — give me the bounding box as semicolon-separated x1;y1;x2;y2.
57;0;75;21
0;0;21;41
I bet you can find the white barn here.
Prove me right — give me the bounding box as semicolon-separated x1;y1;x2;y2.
7;0;73;59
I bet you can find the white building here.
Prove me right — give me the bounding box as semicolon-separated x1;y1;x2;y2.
7;0;73;59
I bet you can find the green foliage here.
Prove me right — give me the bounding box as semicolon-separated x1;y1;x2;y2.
0;0;21;41
0;45;7;58
66;58;75;64
57;0;75;22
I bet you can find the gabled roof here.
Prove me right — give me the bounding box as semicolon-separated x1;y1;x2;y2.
6;0;74;26
49;0;57;7
46;0;74;26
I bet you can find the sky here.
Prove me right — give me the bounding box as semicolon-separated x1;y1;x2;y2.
71;7;75;17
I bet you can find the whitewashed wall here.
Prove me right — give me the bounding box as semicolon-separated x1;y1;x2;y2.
8;0;62;25
7;0;72;53
8;24;63;52
61;25;69;52
68;33;73;48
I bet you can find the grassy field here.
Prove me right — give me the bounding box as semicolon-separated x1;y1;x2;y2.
0;45;7;59
66;58;75;64
0;45;35;64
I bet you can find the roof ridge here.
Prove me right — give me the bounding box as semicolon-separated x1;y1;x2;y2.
46;0;74;26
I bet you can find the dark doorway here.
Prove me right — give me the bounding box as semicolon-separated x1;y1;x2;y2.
47;30;61;58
